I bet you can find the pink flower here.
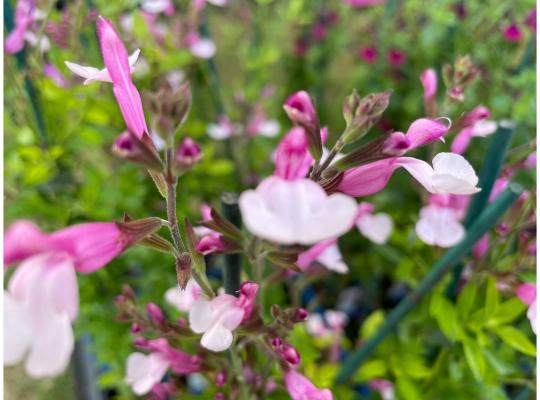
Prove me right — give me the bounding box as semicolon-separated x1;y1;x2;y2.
239;176;357;245
165;279;202;312
96;16;148;138
306;310;348;338
524;152;536;168
284;370;333;400
369;379;395;400
147;338;201;374
4;252;78;377
358;46;378;63
175;137;203;170
339;152;479;197
516;283;537;334
451;120;497;154
420;68;437;102
237;281;259;321
525;9;536;33
356;211;393;244
186;31;216;59
141;0;175;15
462;106;491;126
503;23;523;42
4;220;129;273
472;234;489;259
283;91;318;127
207;116;239;140
297;239;348;273
415;204;465;247
189;294;246;351
246;116;280;138
275;127;312;180
344;0;385;7
196;235;229;255
5;0;34;54
387;49;406;66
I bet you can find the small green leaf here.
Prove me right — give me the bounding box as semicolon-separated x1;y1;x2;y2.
491;326;536;356
354;359;387;381
484;277;500;320
463;338;486;381
457;282;477;318
487;298;527;327
361;310;385;339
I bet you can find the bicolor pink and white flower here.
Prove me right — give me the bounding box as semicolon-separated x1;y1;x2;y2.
516;283;537;334
415;204;465;247
4;252;78;378
284;370;333;400
65;49;141;85
141;0;175;15
207;116;240;140
189;294;245;352
306;310;348;338
355;203;393;244
239;176;357;245
452;108;497;154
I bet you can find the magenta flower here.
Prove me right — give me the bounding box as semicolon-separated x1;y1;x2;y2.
5;0;34;54
516;283;537;334
96;16;148;138
274;127;312;180
358;46;378;63
4;252;78;378
237;281;260;321
343;0;385;7
283;91;318;128
387;49;406;66
503;23;523;42
472;234;489;259
525;9;536;33
284;370;333;400
43;63;69;88
175;136;203;170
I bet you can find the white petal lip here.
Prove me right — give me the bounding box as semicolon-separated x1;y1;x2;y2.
316;244;349;273
189;298;214;333
4;292;33;366
125;352;170;395
201;323;233;352
239;177;357;245
64;49;140;85
357;213;393;244
415;205;465;247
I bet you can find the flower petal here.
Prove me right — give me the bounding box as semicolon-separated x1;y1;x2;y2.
200;323;233;352
4;292;33;366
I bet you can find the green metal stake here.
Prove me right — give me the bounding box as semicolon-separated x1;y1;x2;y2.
445;125;514;298
335;185;522;384
221;192;242;296
4;0;49;146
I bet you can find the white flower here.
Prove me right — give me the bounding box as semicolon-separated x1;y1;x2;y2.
64;49;141;85
239;176;357;245
257;119;280;137
398;152;480;195
165;279;202;312
189;38;216;59
415;205;465;247
125;352;169;395
189;295;244;352
356;212;393;244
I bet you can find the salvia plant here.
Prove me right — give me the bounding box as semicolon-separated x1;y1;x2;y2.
3;0;536;399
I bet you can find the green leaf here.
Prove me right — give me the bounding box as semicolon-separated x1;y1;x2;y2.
361;310;385;339
396;376;421;400
486;298;527;327
463;338;486;381
430;294;462;340
354;359;387;381
484;277;500;320
457;282;477;319
491;326;536;356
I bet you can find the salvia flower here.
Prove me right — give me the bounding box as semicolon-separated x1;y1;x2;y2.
358;46;378;63
415;204;465;247
503;23;523;42
284;370;333;400
356;209;393;244
125;352;170;395
297;239;349;273
420;68;437;117
274;127;312;180
5;0;34;54
239;176;357;245
174;136;203;172
187;31;216;59
525;9;536;32
387;49;406;66
165;279;202;312
516;283;537;334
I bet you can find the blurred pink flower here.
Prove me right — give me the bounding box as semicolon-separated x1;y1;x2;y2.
525;9;536;32
237;281;259;321
503;23;523;42
516;283;537;334
44;63;69;88
239;176;357;245
344;0;385;7
274;127;312;180
358;46;378;63
356;210;393;244
125;352;170;395
420;68;437;102
472;234;489;259
187;31;216;59
5;0;34;54
165;279;202;312
387;49;406;66
369;379;395;400
283;91;318;127
284;370;333;400
415;204;465;247
297;239;348;273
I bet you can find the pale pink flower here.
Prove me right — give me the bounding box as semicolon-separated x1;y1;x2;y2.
247;115;280;138
356;211;393;244
5;0;34;54
472;234;489;259
239;176;357;245
284;370;333;400
489;178;509;202
524;152;536;168
207;116;240;140
369;379;395;400
525;9;536;32
451;119;497;154
4;252;78;378
141;0;175;15
165;279;202;312
420;68;437;102
44;63;69;88
516;283;537;334
297;239;348;273
96;16;148;138
125;352;170;395
189;294;245;351
415;204;465;247
187;31;216;59
66;50;140;85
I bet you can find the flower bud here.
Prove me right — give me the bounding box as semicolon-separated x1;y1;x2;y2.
112;131;163;171
176;253;192;290
173;136;202;174
343;89;361;126
215;371;227;387
134;337;149;348
281;345;301;365
147;303;165;325
293;308;309;322
117;217;166;247
130;323;142;334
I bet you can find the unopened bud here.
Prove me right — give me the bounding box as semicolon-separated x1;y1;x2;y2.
134;337;149;349
215;371;227;387
293;308;309;322
281;345;301;365
147;303;165;325
176;253;192;289
112;131;163;171
117;217;165;247
130;323;142;334
343;89;361;126
173;136;202;173
271;304;282;318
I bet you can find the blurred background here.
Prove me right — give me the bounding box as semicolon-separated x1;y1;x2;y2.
4;0;536;399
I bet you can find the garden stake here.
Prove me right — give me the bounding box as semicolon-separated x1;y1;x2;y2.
221;192;242;296
4;0;49;146
445;125;514;299
335;185;522;384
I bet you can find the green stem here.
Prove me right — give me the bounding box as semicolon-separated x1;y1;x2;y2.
335;185;522;384
229;345;250;400
221;193;242;296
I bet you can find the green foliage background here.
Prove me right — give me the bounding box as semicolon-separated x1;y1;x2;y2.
4;0;536;399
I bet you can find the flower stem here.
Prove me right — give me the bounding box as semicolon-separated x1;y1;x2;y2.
221;193;242;295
